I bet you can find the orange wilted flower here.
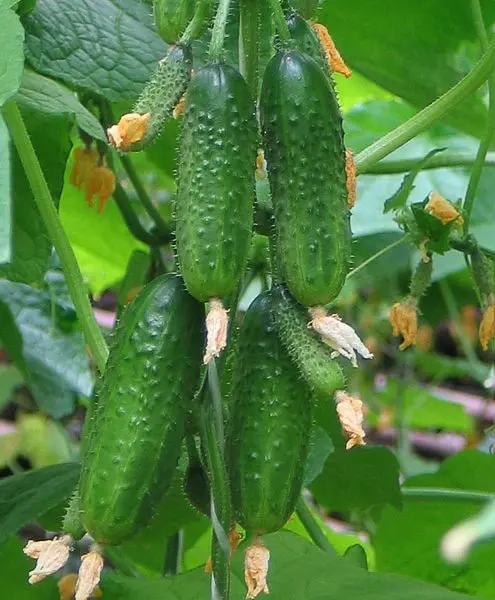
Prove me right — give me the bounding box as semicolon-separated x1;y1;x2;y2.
389;298;417;350
416;324;433;352
335;391;366;449
245;539;270;599
85;162;116;213
480;303;495;351
312;23;351;78
345;148;356;209
425;191;463;226
69;147;98;190
107;112;151;152
173;95;186;119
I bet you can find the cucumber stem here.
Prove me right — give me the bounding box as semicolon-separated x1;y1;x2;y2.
209;0;232;60
180;0;211;45
355;34;495;174
402;487;493;502
239;0;261;95
2;100;109;374
268;0;291;44
295;496;338;556
463;0;495;235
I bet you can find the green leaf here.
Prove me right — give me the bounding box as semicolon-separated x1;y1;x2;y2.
0;462;79;545
103;530;475;600
0;537;58;599
310;446;401;513
321;0;495;140
304;425;334;486
0;115;11;263
60;151;147;296
23;0;167;101
0;365;23;409
17;414;73;468
16;70;106;141
375;451;495;596
0;108;71;284
0;3;24;107
384;149;446;213
0;279;93;418
414;351;491;386
411;201;454;254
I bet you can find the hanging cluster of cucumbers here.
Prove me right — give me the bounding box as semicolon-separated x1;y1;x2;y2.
24;1;374;599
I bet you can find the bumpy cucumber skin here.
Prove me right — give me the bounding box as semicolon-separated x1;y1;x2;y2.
176;62;258;302
290;0;319;20
153;0;194;44
79;275;203;545
271;284;345;396
229;292;312;535
132;44;192;149
261;51;351;306
287;13;329;76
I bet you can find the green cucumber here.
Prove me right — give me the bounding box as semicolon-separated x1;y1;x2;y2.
271;284;345;396
260;50;351;306
290;0;319;20
228;292;312;534
176;62;258;302
153;0;195;44
287;13;329;76
78;275;203;545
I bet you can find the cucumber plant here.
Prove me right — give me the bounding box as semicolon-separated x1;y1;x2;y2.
4;0;495;600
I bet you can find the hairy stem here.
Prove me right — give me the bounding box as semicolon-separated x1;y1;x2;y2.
268;0;291;44
239;0;261;95
295;496;337;556
209;0;232;60
403;487;492;502
2;100;109;373
355;36;495;174
463;0;495;233
365;152;495;175
180;0;211;44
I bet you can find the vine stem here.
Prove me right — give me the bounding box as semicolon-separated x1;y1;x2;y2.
355;35;495;174
365;152;495;175
209;0;232;60
180;0;211;45
2;100;109;373
463;0;495;234
268;0;291;44
295;496;337;556
346;235;409;280
403;487;492;502
239;0;261;95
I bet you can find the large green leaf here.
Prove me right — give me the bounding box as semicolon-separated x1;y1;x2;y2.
0;537;58;599
0;115;11;264
16;70;106;141
0;278;93;418
1;108;71;284
375;451;495;597
0;3;24;107
103;530;474;600
59;151;147;296
23;0;167;101
0;462;79;545
320;0;495;140
310;446;402;513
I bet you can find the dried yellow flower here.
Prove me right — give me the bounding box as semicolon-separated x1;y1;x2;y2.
376;405;394;433
59;573;101;600
107;112;151;152
24;536;71;584
335;391;366;449
480;303;495;351
69;148;99;190
255;150;266;180
84;164;116;213
173;95;186;119
204;297;229;364
205;527;242;574
425;191;463;226
312;23;351;78
345;148;356;209
75;550;104;600
389;299;417;350
460;305;478;344
308;306;374;367
245;540;270;599
415;324;433;352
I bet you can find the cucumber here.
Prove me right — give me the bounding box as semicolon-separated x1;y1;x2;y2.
287;13;329;76
290;0;319;20
271;284;345;396
153;0;195;44
78;275;203;545
260;50;351;306
228;292;312;534
176;62;258;302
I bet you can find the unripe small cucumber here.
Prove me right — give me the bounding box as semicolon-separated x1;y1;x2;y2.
176;62;258;302
271;284;345;396
287;13;329;76
78;275;203;545
228;292;312;535
260;50;351;306
153;0;194;44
